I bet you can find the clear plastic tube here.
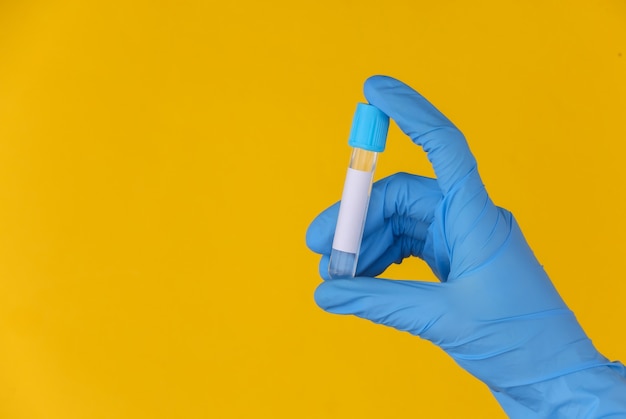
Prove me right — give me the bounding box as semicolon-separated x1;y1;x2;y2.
329;147;378;279
328;103;388;279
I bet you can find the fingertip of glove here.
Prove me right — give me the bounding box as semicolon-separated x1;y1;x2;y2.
305;204;340;253
313;281;332;310
305;222;330;255
364;75;398;90
363;75;405;103
314;278;359;312
318;255;331;281
304;222;321;251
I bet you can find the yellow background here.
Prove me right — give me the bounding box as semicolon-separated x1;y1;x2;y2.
1;0;625;417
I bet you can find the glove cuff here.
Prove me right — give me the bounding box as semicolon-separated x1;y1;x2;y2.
490;362;626;417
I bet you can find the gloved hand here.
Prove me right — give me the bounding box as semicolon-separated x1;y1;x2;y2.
306;76;626;417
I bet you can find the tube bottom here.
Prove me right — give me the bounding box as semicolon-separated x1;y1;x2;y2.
328;249;357;279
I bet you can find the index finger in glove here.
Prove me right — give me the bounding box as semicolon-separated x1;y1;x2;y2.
364;76;479;195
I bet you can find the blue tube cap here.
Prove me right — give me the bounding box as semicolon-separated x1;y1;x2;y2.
348;103;390;152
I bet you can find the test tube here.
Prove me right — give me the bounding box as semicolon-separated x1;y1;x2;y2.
329;103;389;279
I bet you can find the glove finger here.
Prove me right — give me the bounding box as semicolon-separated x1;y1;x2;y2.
356;240;404;278
363;75;480;195
314;277;445;337
364;76;514;279
306;201;339;255
306;173;441;256
313;210;418;280
317;254;331;280
320;238;435;281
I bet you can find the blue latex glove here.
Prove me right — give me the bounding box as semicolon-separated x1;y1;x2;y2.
306;76;626;417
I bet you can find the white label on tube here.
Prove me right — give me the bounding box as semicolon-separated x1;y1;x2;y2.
332;168;374;254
